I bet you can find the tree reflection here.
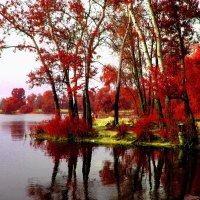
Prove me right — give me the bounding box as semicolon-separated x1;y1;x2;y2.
28;140;94;200
99;147;200;200
29;139;200;200
81;145;93;200
10;121;26;141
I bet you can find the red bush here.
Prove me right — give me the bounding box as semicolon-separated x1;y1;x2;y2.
19;104;33;113
30;116;92;138
42;104;54;113
132;116;155;141
116;121;129;138
2;97;19;114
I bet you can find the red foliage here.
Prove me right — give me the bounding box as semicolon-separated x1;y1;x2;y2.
2;97;19;114
132;116;156;141
99;161;116;185
34;94;44;109
41;90;54;113
11;88;26;109
100;65;118;87
116;121;129;138
19;104;33;114
69;2;85;14
26;93;37;109
95;86;113;113
185;45;200;117
42;104;54;113
119;87;135;110
30;116;92;138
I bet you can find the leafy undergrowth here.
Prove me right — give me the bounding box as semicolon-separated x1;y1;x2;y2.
132;116;156;142
30;116;94;140
30;115;198;148
93;117;136;143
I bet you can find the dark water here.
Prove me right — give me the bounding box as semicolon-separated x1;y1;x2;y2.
0;114;200;200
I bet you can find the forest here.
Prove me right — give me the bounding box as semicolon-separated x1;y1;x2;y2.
0;0;199;146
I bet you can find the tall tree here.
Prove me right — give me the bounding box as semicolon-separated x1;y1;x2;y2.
114;14;130;126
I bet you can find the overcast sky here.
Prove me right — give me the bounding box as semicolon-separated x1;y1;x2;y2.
0;49;51;98
0;43;117;99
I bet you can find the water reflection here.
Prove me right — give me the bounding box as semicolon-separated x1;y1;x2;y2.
29;140;200;200
0;114;53;141
10;121;26;141
29;140;93;200
0;114;199;199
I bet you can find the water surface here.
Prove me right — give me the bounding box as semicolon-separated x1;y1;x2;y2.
0;114;200;200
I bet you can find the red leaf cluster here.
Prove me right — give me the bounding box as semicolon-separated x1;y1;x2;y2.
19;104;33;114
132;115;156;141
30;116;92;138
116;121;129;138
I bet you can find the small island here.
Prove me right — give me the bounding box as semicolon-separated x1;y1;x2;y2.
30;113;200;150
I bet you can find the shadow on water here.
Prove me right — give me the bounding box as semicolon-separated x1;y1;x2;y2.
1;121;26;141
10;121;26;141
28;138;200;200
0;114;53;141
28;141;93;200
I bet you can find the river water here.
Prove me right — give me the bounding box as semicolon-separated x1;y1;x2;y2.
0;114;199;200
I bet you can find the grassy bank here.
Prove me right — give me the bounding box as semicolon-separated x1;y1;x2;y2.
31;116;183;149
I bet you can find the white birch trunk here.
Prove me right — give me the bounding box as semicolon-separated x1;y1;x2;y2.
128;4;152;69
146;0;164;73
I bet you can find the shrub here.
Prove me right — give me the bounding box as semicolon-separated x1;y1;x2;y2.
30;116;92;138
2;97;19;114
116;121;129;138
42;104;54;113
132;116;155;141
30;124;45;134
19;104;33;113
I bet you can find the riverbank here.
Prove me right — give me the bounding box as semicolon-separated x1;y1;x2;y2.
30;116;200;149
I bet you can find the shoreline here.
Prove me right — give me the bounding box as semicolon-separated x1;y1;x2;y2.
30;133;183;149
30;116;200;149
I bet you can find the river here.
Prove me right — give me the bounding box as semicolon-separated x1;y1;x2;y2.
0;114;199;200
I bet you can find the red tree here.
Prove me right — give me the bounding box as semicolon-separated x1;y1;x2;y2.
42;90;55;113
2;97;19;114
11;88;26;109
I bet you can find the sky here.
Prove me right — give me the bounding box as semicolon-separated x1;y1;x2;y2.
0;42;117;99
0;0;119;100
0;49;50;99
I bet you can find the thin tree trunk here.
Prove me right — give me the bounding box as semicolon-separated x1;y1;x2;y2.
177;24;197;141
171;2;197;142
129;4;164;122
130;43;145;115
31;36;61;117
128;5;151;68
147;0;164;72
147;0;171;122
114;16;130;126
83;0;106;127
82;146;92;200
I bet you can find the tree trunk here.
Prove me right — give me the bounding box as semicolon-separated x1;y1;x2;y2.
114;16;130;126
147;0;171;122
175;4;197;143
130;43;145;115
31;36;61;117
128;5;151;68
65;70;75;120
83;1;106;127
51;83;60;117
129;4;164;122
147;0;164;72
83;89;92;127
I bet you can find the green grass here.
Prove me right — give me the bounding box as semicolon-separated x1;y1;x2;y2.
31;117;179;149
